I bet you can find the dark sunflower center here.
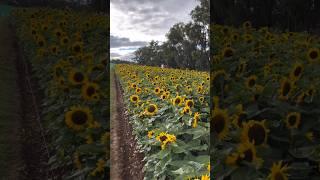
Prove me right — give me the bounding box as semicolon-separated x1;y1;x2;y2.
187;101;194;107
86;86;96;96
248;78;255;87
63;38;68;43
248;124;266;145
74;45;81;52
309;51;318;59
160;135;167;142
294;67;302;77
288;115;297;126
212;114;226;134
38;41;44;46
242;149;253;162
74;72;84;82
132;96;137;101
274;172;285;180
148;105;156;113
224;49;233;57
71;110;88;125
175;98;181;104
56;32;61;36
282;82;291;96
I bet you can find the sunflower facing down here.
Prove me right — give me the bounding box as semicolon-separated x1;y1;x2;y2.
267;161;289;180
285;112;301;129
65;106;93;131
68;69;87;85
145;104;158;116
241;120;269;146
211;107;229;140
81;82;100;101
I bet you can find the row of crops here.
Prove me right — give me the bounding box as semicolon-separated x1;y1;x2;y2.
12;8;109;179
211;21;320;179
115;64;210;179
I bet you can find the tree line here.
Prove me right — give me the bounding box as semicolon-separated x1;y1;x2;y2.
212;0;320;32
133;0;210;71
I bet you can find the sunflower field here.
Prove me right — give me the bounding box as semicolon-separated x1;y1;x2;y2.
211;21;320;179
115;64;210;179
11;8;109;179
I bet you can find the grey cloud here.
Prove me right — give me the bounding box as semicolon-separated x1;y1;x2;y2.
111;0;198;37
110;35;148;48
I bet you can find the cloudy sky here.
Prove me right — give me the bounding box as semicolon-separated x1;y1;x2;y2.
110;0;199;60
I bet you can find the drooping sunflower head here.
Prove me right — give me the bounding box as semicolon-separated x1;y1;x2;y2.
68;69;87;85
211;108;229;140
307;48;320;62
241;120;268;146
246;75;257;89
81;82;100;101
285;112;301;129
65;106;93;131
185;99;194;108
267;161;289;180
130;95;139;103
145;104;158;116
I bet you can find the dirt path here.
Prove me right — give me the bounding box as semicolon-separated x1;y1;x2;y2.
110;67;145;180
0;16;47;179
0;16;22;180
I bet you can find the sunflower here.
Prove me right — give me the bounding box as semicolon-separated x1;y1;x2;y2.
243;21;252;29
173;96;183;106
160;94;167;100
145;104;158;116
290;63;304;81
130;95;139;103
181;106;192;115
136;87;142;94
68;69;87;85
211;108;229;140
72;41;83;54
246;75;257;89
147;130;154;139
285;112;301;129
222;47;234;58
185;99;194;108
81;82;100;101
267;161;289;180
60;36;69;46
307;48;320;62
278;77;294;100
156;132;176;149
201;175;210;180
192;112;200;128
65;106;93;131
199;96;204;104
226;141;262;167
241;120;269;146
130;83;137;89
154;87;161;95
